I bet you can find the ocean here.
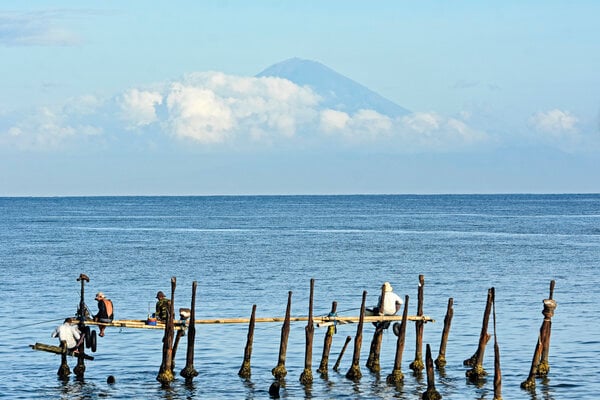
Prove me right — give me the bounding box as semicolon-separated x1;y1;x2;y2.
0;194;598;399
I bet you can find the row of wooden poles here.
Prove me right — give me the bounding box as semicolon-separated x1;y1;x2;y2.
58;274;557;399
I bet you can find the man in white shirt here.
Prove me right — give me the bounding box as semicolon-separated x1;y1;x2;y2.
51;318;81;351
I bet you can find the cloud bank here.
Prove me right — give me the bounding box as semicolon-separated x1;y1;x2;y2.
2;71;595;154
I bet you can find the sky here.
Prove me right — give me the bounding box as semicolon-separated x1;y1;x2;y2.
1;1;599;196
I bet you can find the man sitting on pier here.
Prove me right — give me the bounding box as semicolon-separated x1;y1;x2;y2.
51;318;81;352
94;292;114;337
366;282;403;329
155;291;170;322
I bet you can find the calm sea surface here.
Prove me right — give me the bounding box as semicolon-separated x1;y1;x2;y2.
0;195;598;399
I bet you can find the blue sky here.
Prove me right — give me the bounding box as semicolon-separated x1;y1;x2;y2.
1;1;599;195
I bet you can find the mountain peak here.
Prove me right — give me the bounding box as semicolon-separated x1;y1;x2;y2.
256;58;409;117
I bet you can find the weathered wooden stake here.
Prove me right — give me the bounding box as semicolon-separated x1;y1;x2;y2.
537;280;556;377
238;304;257;378
386;295;409;385
57;340;70;379
333;335;352;372
466;287;493;381
171;329;185;372
181;281;198;382
521;281;557;390
493;288;502;400
366;283;387;372
300;278;315;384
435;298;454;369
410;274;425;373
317;301;337;376
422;344;442;400
74;274;89;380
272;291;292;379
157;276;176;386
346;290;367;381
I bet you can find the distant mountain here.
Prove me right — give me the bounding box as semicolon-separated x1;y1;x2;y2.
256;58;410;117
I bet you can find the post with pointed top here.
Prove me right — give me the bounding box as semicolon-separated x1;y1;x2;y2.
181;281;198;383
272;291;292;379
300;278;315;385
333;335;352;372
466;287;493;382
238;304;257;379
435;298;454;369
422;344;441;400
157;277;176;386
317;301;337;376
366;283;387;372
537;280;556;377
409;275;425;373
346;290;367;381
387;295;409;385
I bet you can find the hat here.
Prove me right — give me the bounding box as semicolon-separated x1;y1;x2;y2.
383;282;393;292
156;291;165;299
95;292;105;300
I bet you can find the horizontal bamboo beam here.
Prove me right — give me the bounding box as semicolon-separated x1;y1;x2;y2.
82;315;434;330
30;342;94;360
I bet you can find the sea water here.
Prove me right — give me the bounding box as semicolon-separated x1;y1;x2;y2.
0;195;598;399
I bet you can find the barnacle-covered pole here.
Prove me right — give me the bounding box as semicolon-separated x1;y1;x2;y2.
157;277;176;386
435;298;454;369
346;290;367;381
422;344;441;400
180;281;198;383
386;295;409;385
466;287;493;382
300;278;315;385
366;284;387;372
409;275;425;373
272;291;292;379
333;336;352;372
238;304;257;379
317;301;337;377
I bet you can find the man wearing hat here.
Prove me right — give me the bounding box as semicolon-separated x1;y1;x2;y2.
94;292;114;337
155;291;170;322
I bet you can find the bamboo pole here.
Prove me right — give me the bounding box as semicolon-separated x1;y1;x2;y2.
386;295;409;385
346;290;367;381
333;336;352;372
181;281;198;382
466;287;493;381
317;301;337;376
435;298;454;369
272;291;292;379
300;278;315;385
422;344;441;400
366;283;387;372
410;275;425;373
238;304;257;379
157;277;176;386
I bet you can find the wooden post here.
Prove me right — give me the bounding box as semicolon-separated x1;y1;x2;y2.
300;278;315;384
57;340;70;379
493;288;502;400
521;281;557;390
181;281;198;382
410;274;425;373
366;283;387;372
346;290;367;381
466;287;493;381
386;295;409;385
537;280;556;377
171;329;185;373
317;301;337;376
272;291;292;379
73;274;89;380
435;298;454;368
157;277;176;386
333;335;352;372
238;304;257;379
422;344;441;400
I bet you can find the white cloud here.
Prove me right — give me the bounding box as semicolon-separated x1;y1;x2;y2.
119;89;163;129
529;109;578;136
